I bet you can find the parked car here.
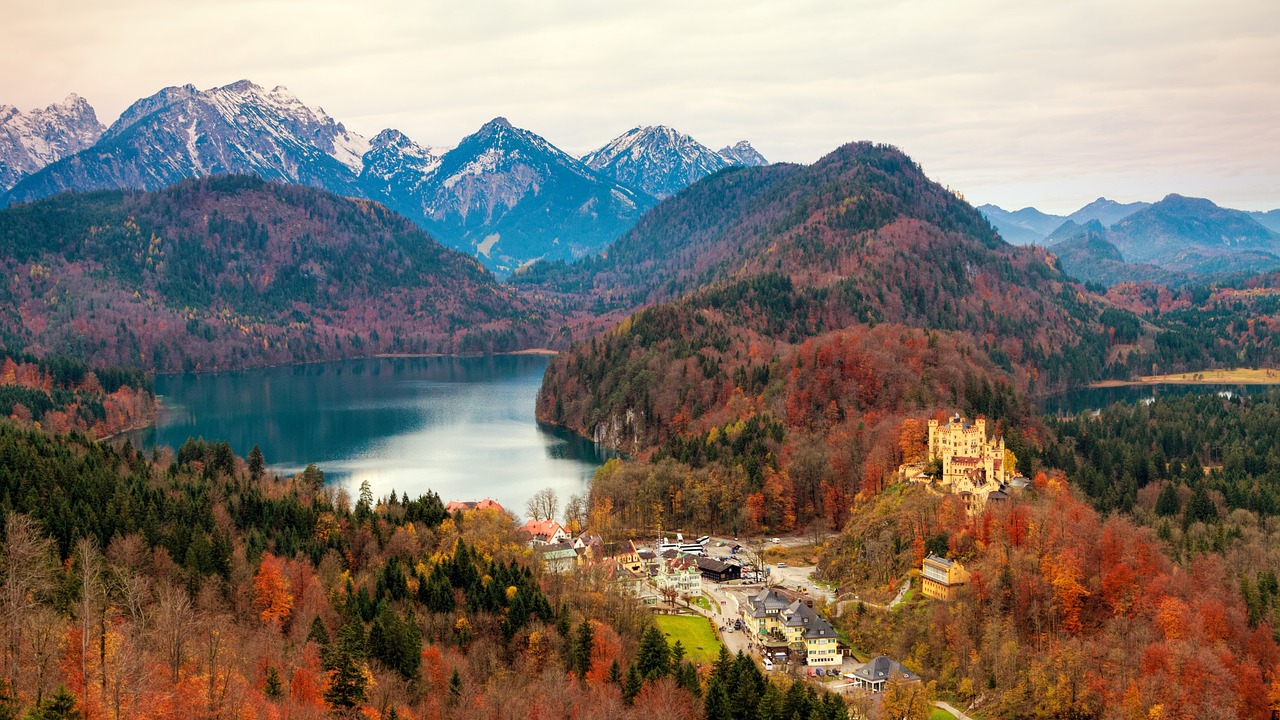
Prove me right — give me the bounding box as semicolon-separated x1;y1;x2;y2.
763;658;773;671
777;562;787;568
771;538;780;544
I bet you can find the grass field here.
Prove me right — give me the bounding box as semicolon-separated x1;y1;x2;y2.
1091;367;1280;387
930;708;957;720
653;614;724;665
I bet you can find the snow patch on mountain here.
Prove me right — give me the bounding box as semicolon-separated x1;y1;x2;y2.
0;94;104;190
584;125;735;199
718;140;768;167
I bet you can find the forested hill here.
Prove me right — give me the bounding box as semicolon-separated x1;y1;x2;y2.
531;142;1280;536
516;143;1076;323
0;176;554;372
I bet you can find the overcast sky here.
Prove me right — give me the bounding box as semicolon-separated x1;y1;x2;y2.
4;0;1277;213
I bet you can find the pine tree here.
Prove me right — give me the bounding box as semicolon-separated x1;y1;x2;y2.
1155;482;1181;516
26;687;80;720
703;676;731;720
248;444;264;482
635;625;670;680
307;615;331;646
607;659;622;685
323;622;369;713
263;665;283;699
572;620;594;679
448;669;462;706
622;665;643;706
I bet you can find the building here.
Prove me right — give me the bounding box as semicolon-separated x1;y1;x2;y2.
445;498;506;515
848;656;921;692
655;554;702;595
537;541;578;573
520;519;569;546
595;556;646;595
696;555;741;583
610;540;646;575
746;589;840;667
921;554;970;601
928;413;1008;510
779;600;840;667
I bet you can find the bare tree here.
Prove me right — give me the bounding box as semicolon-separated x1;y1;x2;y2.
564;493;587;532
1;513;56;695
74;537;104;712
153;582;194;685
28;605;62;707
526;487;560;522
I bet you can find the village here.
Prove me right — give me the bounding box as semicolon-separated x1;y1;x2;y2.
445;412;1021;718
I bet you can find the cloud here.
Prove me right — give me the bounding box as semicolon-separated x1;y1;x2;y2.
3;0;1277;211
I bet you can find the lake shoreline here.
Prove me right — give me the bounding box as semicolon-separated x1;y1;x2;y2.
1089;368;1280;388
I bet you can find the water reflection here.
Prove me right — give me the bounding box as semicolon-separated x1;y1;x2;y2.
127;355;614;517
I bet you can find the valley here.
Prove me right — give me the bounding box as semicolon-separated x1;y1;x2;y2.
1;82;1279;720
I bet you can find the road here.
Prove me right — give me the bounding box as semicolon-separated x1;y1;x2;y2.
934;701;975;720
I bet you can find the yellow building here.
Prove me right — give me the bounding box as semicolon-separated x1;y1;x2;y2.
921;554;970;601
928;413;1007;510
746;590;840;667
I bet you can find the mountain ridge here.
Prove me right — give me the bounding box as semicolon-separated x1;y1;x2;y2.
0;175;549;371
0;94;104;191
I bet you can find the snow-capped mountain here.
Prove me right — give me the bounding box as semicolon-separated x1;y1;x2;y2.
359;128;443;200
0;94;104;191
4;80;368;202
718;141;768;167
401;117;654;273
583;125;737;200
1;81;767;273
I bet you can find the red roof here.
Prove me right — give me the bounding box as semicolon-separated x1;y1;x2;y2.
520;519;565;540
445;498;507;514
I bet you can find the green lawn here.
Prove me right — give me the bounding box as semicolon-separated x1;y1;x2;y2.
653;614;724;665
930;708;957;720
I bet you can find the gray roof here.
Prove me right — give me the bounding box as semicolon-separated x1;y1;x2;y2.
925;554;954;568
747;589;792;618
852;656;920;683
697;556;731;572
781;600;837;639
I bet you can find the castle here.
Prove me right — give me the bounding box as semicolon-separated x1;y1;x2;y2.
926;413;1009;511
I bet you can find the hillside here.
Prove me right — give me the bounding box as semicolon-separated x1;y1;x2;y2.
532;142;1280;539
1109;194;1280;271
0;175;550;372
531;143;1154;535
1049;220;1191;287
525;143;1103;356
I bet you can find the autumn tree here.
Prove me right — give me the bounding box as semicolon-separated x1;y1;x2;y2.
253;553;294;630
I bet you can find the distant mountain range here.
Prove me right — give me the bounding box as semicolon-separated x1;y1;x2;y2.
981;195;1280;285
0;81;767;274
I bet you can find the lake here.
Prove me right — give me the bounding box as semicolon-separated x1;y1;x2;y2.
1041;383;1278;416
126;355;613;519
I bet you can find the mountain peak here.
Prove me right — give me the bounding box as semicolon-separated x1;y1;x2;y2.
221;79;265;94
583;125;730;199
718;140;768;167
484;116;513;130
0;92;105;191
